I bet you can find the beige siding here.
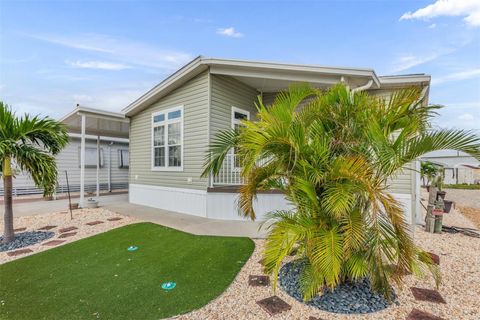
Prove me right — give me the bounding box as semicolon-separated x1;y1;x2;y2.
256;88;416;195
261;92;277;106
369;88;420;195
129;71;209;190
210;75;259;139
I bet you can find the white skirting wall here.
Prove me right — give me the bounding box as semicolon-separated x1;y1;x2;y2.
129;184;207;217
129;184;414;224
206;192;293;221
391;193;413;225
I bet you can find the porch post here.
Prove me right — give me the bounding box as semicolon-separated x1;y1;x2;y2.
79;114;86;208
96;135;100;198
107;143;111;192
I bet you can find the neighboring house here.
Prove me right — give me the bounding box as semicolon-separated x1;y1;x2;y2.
123;57;431;225
421;150;480;184
0;108;130;198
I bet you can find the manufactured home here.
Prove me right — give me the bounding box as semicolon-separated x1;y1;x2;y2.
123;57;429;225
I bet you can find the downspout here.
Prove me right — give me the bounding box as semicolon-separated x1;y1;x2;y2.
350;79;374;103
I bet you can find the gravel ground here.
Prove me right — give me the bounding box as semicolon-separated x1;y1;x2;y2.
440;188;480;229
0;208;138;264
176;209;480;320
457;206;480;229
442;189;480;209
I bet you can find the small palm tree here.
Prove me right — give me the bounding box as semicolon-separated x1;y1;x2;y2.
203;84;480;300
1;102;69;243
420;161;439;187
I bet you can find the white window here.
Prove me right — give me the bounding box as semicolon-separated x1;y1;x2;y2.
231;107;250;131
118;149;129;168
152;106;183;171
78;147;104;168
231;107;250;170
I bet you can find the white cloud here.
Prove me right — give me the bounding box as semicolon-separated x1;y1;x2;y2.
457;113;475;121
400;0;480;27
392;53;441;72
432;68;480;85
72;94;93;103
67;60;130;70
428;23;437;28
430;101;480;130
216;27;244;38
28;33;192;70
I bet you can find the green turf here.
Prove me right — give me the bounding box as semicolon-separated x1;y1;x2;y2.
0;222;254;320
443;184;480;190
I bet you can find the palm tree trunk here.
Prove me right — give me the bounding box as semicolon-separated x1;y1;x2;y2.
2;157;15;243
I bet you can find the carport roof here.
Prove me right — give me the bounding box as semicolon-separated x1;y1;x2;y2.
60;105;129;139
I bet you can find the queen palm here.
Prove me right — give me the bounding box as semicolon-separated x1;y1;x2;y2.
1;102;69;243
203;84;480;300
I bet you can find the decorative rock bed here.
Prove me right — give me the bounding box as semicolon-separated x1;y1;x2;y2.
0;231;55;252
278;260;395;314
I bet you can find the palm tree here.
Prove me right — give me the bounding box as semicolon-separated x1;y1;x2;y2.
420;161;439;187
203;84;480;300
1;102;69;243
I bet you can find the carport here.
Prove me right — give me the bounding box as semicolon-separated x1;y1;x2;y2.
60;105;129;207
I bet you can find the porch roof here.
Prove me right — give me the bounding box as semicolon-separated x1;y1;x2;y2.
123;56;431;117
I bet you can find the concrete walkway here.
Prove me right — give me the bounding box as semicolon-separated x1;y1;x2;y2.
6;194;268;238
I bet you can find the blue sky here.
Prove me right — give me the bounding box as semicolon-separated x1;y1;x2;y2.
0;0;479;130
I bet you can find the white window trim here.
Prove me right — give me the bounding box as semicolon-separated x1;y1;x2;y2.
231;106;250;172
231;106;250;130
151;105;184;172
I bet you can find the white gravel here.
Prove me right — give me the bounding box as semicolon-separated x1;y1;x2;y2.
0;208;138;264
1;205;478;319
176;209;480;320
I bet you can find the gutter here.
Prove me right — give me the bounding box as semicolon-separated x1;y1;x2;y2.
351;79;374;93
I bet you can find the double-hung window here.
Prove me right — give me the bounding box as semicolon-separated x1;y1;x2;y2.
152;106;183;171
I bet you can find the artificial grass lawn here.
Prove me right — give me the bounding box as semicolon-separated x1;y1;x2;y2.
0;222;254;320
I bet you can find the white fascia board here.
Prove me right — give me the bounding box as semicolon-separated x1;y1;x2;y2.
60;105;128;123
76;106;127;120
379;74;431;85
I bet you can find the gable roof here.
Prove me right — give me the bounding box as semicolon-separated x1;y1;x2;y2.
123;56;431;117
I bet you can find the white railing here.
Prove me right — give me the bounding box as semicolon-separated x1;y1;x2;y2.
212;154;245;185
